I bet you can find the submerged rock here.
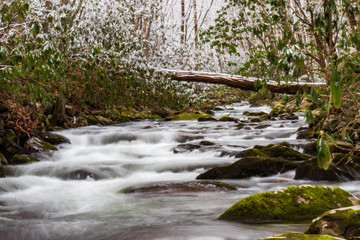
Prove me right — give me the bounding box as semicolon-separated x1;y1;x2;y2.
260;232;343;240
173;144;201;153
306;206;360;239
26;137;58;152
197;144;310;180
38;132;70;145
124;181;237;194
62;169;100;180
218;185;360;223
11;154;40;164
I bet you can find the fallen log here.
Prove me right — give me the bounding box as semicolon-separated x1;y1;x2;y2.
161;69;327;94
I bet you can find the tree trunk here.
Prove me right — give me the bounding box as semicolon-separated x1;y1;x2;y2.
181;0;186;44
193;0;198;44
161;69;327;94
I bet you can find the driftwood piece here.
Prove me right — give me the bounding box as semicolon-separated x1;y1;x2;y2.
161;69;327;94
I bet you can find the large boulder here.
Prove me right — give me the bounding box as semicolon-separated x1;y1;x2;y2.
38;132;70;145
197;144;310;180
260;232;343;240
26;137;58;152
124;181;237;194
196;156;302;180
306;206;360;239
218;185;360;223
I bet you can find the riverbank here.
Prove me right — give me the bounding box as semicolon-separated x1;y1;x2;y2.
0;84;253;168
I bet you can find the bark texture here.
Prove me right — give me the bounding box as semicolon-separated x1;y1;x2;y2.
161;69;327;94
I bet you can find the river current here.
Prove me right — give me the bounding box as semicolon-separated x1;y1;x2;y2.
0;102;359;240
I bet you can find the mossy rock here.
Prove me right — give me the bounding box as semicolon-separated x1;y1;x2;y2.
38;132;70;145
196;156;301;180
167;112;212;121
84;115;112;125
243;111;268;116
218;116;239;122
11;154;40;164
218;185;360;223
123;181;237;194
306;206;360;239
26;137;58;152
235;144;310;161
260;232;343;240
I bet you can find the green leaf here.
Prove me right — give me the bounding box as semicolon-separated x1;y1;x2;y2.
304;110;315;125
330;68;342;109
325;133;337;145
316;133;333;170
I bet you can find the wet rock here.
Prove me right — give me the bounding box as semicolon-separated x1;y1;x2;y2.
84;115;112;125
303;141;317;155
250;118;262;123
213;107;225;111
63;169;100;180
173;144;201;153
198;117;217;122
124;181;237;194
175;134;204;143
38;132;70;145
260;232;342;240
199;144;311;180
196;156;302;180
295;157;360;181
218;116;239;122
26;137;58;152
218;185;360;223
236;123;245;129
278;113;299;120
243;111;267;116
11;154;40;164
306;206;360;239
200;141;215;146
235;144;310;161
297;127;312;139
167;112;213;121
153;107;174;118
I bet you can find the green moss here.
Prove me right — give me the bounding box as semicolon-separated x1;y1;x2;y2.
306;206;360;238
168;112;212;121
261;232;343;240
11;154;40;164
27;137;58;151
262;145;310;161
218;185;359;223
235;144;310;161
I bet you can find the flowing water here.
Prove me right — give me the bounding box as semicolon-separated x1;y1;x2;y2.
0;102;359;240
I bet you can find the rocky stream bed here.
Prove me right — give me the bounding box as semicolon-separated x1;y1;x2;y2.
0;101;359;240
